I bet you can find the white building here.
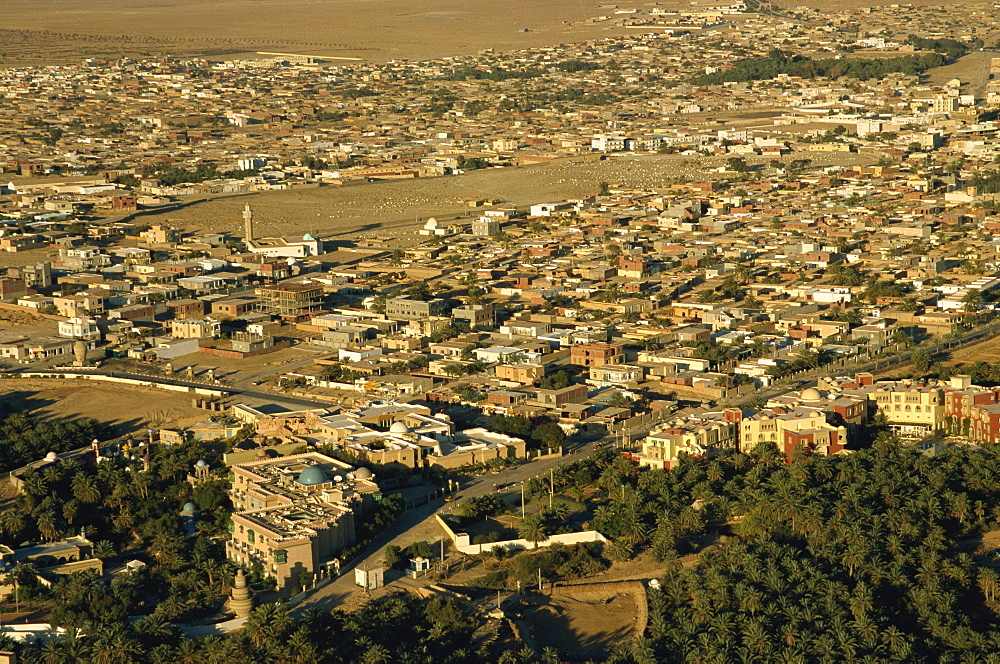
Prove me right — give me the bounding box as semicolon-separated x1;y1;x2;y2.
246;233;322;258
57;317;101;341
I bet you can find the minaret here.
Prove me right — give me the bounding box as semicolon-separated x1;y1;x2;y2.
243;204;255;243
229;569;254;618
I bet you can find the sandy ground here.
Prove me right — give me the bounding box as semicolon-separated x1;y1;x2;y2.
0;0;649;66
135;152;873;239
0;378;211;434
935;334;1000;367
0;306;54;335
518;590;640;661
0;248;60;270
0;304;59;350
0;0;982;66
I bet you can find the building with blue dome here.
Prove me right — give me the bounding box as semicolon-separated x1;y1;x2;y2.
180;501;198;536
296;464;329;487
226;452;381;592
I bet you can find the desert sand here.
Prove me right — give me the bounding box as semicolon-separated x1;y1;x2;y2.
1;0;976;66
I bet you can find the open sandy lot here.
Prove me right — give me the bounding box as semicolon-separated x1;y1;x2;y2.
134;152;873;239
0;0;977;66
517;587;643;661
0;378;210;434
0;0;644;66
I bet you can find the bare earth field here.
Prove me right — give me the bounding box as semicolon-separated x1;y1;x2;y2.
518;589;641;661
0;0;639;66
934;335;1000;368
0;378;210;434
0;0;975;66
135;152;873;240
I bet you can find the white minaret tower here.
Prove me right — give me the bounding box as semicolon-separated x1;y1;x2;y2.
243;203;255;242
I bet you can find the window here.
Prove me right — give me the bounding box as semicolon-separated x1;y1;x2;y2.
247;530;255;543
273;549;287;564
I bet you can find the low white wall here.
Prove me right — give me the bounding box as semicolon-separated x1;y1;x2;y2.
436;514;606;555
0;623;67;643
18;372;227;398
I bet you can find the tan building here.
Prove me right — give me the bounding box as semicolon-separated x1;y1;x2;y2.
570;342;624;367
226;452;379;591
869;380;945;438
639;412;737;470
256;281;323;321
495;363;545;384
170;317;220;339
831;374;946;439
736;405;846;459
52;293;106;317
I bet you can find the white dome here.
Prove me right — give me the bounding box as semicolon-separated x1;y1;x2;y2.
389;421;410;434
45;452;58;462
801;388;822;401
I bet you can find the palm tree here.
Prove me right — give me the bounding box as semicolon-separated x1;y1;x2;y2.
93;540;116;560
62;499;80;526
962;288;983;313
518;515;548;548
795;348;820;370
361;644;391;664
160;638;195;664
607;390;635;409
21;472;47;498
40;639;63;664
911;348;933;372
71;473;100;504
35;510;60;541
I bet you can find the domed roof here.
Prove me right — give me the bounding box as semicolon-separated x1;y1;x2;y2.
801;388;822;401
303;232;315;241
45;452;58;461
181;501;197;513
297;465;329;486
195;459;209;468
354;467;373;480
389;421;410;434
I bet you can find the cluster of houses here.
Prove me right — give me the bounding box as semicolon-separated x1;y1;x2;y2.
0;2;998;213
3;0;1000;601
636;371;1000;469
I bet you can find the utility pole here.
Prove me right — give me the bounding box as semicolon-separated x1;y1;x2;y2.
538;568;542;592
520;482;525;517
549;469;554;510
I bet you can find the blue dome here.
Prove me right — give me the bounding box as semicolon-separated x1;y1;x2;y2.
181;502;197;513
297;465;328;486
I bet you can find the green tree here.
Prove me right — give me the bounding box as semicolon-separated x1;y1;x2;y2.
532;422;567;450
518;515;549;548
